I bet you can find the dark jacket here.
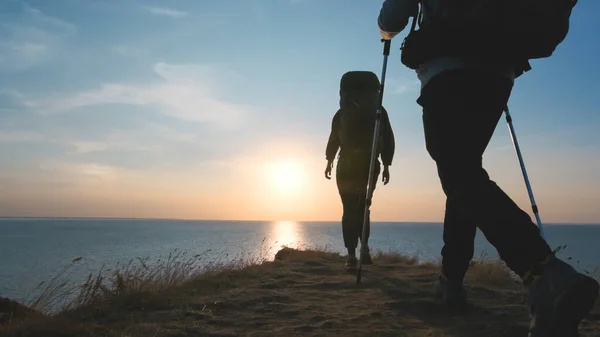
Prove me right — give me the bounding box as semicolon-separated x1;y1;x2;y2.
325;107;395;166
377;0;524;82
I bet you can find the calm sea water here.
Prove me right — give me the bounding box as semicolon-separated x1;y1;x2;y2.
0;218;598;301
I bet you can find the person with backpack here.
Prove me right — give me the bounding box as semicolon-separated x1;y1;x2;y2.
377;0;598;336
324;70;396;272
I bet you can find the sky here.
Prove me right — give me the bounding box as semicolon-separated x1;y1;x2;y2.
0;0;599;223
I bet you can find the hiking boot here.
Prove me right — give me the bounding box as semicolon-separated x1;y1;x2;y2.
345;255;357;271
526;255;599;337
434;274;468;309
360;247;373;265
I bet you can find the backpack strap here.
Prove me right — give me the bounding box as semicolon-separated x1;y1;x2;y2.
401;0;422;50
409;0;422;35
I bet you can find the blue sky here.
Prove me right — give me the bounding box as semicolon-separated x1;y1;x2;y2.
0;0;599;222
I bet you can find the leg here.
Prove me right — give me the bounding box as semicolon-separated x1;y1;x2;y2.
441;197;477;282
338;191;360;252
337;154;380;268
420;69;598;335
336;155;361;254
436;197;476;308
418;68;552;277
357;161;380;248
337;186;361;271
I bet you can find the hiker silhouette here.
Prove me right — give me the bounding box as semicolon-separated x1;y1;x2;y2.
378;0;597;336
324;71;395;272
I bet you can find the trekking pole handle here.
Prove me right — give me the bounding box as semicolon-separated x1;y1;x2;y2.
381;39;391;56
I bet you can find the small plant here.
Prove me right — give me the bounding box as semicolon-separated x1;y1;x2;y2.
372;249;420;265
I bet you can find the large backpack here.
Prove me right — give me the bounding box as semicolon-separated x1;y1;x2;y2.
401;0;579;70
338;71;381;156
336;71;382;190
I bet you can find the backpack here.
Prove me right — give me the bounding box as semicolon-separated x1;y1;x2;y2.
400;0;579;70
338;71;381;156
336;71;382;189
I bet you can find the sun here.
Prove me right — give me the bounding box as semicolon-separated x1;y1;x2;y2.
267;160;306;192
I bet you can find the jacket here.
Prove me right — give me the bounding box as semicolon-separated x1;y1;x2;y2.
377;0;517;89
325;107;395;167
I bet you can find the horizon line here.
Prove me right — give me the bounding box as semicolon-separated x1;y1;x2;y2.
0;216;598;225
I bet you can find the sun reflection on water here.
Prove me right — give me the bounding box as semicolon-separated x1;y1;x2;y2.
263;220;305;260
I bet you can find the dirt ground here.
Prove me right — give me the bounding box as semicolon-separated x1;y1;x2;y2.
3;248;600;337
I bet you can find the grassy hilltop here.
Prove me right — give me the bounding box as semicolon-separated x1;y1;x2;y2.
2;247;599;337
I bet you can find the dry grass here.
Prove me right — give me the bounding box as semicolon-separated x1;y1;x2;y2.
18;248;267;316
2;247;599;337
1;248;270;336
553;244;600;281
274;245;338;262
466;259;520;287
463;251;521;288
372;249;419;265
20;257;87;315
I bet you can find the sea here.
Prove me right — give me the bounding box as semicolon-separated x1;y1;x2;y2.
1;218;599;303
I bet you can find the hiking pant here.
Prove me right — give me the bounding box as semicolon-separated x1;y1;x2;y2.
336;152;380;250
417;69;552;281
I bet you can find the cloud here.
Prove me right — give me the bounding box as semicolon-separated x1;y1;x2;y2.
112;45;149;59
0;130;44;143
19;62;252;129
0;4;75;71
142;6;188;18
69;141;109;154
0;30;53;70
20;5;76;32
0;108;19;114
38;160;120;183
395;84;414;94
64;125;194;156
0;88;26;99
388;77;420;95
75;163;118;180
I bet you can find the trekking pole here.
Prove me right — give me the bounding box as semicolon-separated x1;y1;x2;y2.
356;39;391;284
504;105;546;239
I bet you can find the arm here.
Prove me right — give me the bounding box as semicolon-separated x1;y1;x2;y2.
325;110;341;162
378;0;420;40
380;107;395;167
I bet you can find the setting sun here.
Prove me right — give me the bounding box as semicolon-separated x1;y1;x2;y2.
267;160;307;193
